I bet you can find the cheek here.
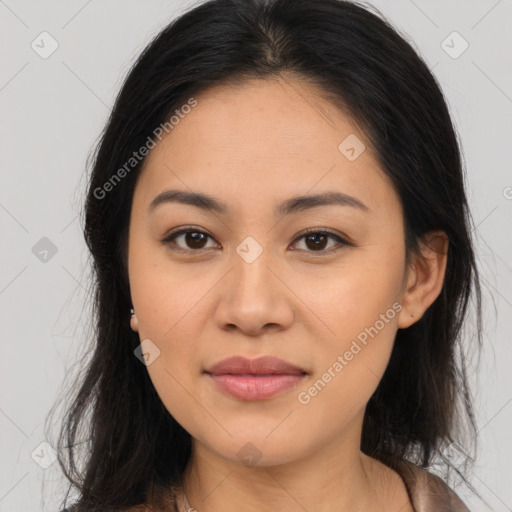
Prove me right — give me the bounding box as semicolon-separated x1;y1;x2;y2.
291;256;403;409
128;252;208;413
129;247;213;342
294;309;398;430
288;252;403;340
133;275;206;383
136;301;205;435
145;362;215;446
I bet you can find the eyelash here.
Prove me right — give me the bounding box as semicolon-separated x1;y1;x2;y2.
161;226;354;255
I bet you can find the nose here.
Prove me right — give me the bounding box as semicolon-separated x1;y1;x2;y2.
213;241;295;337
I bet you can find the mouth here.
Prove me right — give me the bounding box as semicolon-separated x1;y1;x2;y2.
204;355;308;401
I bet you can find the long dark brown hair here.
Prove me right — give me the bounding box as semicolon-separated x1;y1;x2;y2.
47;0;483;509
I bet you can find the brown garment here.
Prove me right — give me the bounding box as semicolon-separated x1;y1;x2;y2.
395;459;471;512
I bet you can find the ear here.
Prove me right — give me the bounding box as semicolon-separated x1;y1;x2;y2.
130;310;139;332
397;230;449;329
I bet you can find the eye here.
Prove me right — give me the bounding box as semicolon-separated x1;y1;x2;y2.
291;228;353;254
162;227;218;253
161;227;354;254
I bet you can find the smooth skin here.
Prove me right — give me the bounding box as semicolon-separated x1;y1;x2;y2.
128;75;448;512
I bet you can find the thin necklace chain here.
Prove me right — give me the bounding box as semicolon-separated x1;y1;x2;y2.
147;481;197;512
181;487;198;512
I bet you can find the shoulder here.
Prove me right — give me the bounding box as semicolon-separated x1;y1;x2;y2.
395;459;471;512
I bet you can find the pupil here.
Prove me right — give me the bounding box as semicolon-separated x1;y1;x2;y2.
186;232;206;248
306;233;327;251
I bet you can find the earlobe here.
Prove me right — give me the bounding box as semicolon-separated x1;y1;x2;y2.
130;308;139;332
397;264;420;329
397;230;449;329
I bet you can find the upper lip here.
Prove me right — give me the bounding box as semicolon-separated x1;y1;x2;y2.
205;356;307;376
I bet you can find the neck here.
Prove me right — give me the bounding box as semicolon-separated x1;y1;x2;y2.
180;416;412;512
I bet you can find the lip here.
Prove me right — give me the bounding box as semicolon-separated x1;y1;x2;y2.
204;356;307;401
205;355;306;376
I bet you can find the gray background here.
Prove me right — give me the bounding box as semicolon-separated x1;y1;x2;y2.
1;0;511;510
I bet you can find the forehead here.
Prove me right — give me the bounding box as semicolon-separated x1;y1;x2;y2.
133;78;398;218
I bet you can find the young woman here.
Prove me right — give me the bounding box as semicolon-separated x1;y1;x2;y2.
55;0;482;510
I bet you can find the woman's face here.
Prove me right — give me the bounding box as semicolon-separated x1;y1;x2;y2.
128;77;415;466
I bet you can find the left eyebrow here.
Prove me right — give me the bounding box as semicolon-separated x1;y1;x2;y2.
276;191;369;215
148;189;369;215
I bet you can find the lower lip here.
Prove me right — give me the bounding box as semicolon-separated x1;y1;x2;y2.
206;373;306;400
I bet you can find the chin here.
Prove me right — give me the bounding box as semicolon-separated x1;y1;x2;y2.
203;430;305;468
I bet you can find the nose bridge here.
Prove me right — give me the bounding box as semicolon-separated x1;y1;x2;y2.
232;234;275;297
